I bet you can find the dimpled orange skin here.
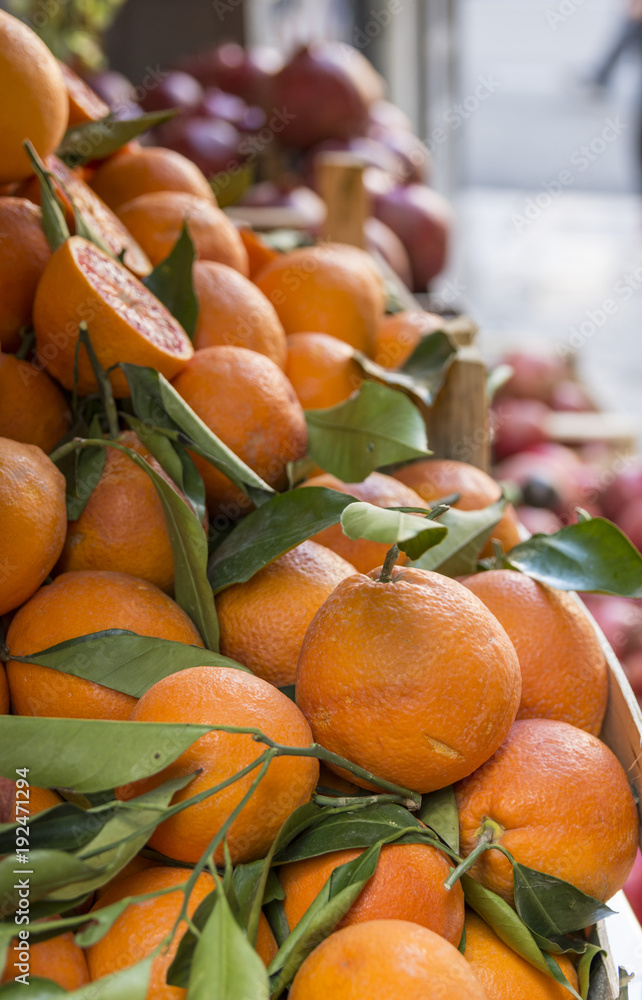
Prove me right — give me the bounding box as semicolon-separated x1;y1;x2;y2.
116;191;249;273
301;471;428;574
6;569;203;720
463;910;579;1000
461;570;608;735
57;431;189;593
216;540;357;687
0;198;51;351
192;260;287;367
374;310;444;369
116;667;319;866
393;458;522;556
455;718;639;904
0;353;71;453
0;11;69;184
296;567;521;793
254;244;385;355
280;842;464;945
32;236;193;397
288;920;490;1000
285;332;363;409
2;929;89;991
90;146;216;211
0;437;66;615
172;345;308;515
86;867;215;1000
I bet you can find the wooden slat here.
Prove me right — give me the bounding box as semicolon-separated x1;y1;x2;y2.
426;346;490;472
317;152;368;249
545;411;638;454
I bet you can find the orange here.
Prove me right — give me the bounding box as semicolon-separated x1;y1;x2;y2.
239;226;278;280
116;191;249;273
393;459;522;556
172;345;307;516
5;569;203;720
33;236;193;397
116;666;319;865
301;471;428;573
0;197;50;352
9;784;62;822
58;61;109;126
2;926;89;991
296;566;521;793
0;11;68;183
90;146;215;211
374;309;444;369
192;260;287;367
279;841;464;945
216;540;356;687
57;430;192;593
254;244;385;354
463;910;579;1000
461;569;608;735
0;436;66;615
94;855;157;899
22;155;151;278
288;920;489;1000
455;718;639;904
0;352;71;452
285;332;363;409
86;867;214;1000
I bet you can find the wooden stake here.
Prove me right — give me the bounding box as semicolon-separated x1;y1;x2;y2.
426;346;490;472
317;152;368;248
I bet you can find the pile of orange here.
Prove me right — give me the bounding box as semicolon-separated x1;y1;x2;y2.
0;11;638;998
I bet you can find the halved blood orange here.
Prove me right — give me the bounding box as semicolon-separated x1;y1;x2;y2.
58;62;110;126
33;236;193;397
21;156;151;278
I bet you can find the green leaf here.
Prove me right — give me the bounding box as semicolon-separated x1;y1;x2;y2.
275;803;425;865
121;364;275;506
61;420;106;521
268;844;382;996
23;141;70;251
186;891;269;1000
340;502;447;561
0;802;102;854
505;519;642;596
210;163;254;207
577;943;605;1000
208;487;356;593
513;864;615;939
355;329;457;406
411;499;507;576
57;110;178;167
305;381;430;483
142;223;199;339
8;630;247;698
419;786;459;854
462;876;564;980
0;979;64;997
69;957;153;999
76;324;120;437
0;716;212;792
123;414;207;526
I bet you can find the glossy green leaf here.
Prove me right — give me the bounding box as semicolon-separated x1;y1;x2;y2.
142;223;199;339
513;864;615;938
419;786;459;854
123;414;207;526
61;419;106;521
305;381;430;483
187;891;269;1000
121;364;274;506
208;487;356;593
23;141;70;251
167;890;218;989
340;502;447;561
0;979;64;997
210;163;254;207
0;801;103;855
355;328;457;406
505;519;642;596
275;803;425;865
0;716;212;792
7;629;247;697
576;943;605;1000
269;844;382;996
411;499;507;576
57;110;177;167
